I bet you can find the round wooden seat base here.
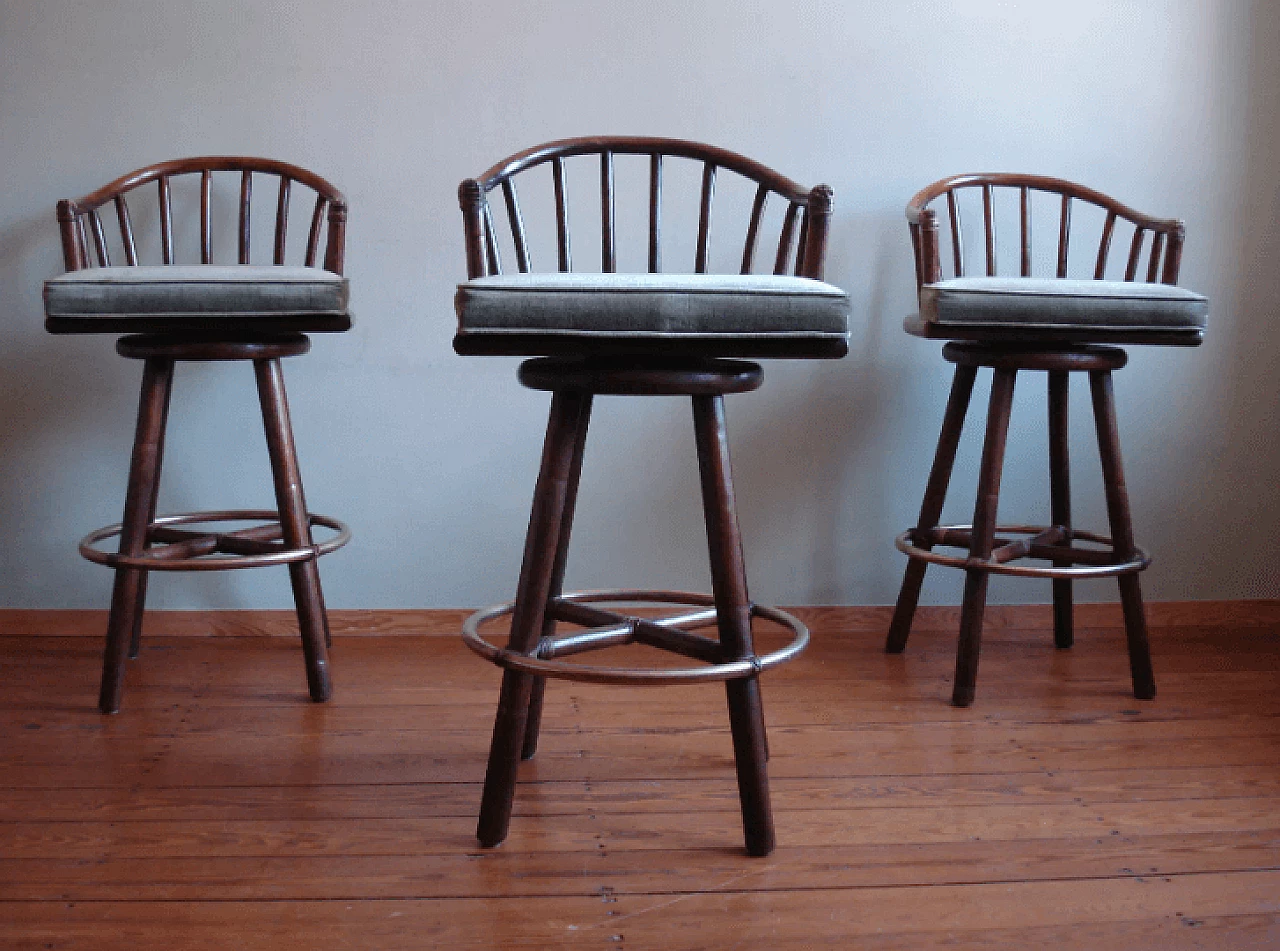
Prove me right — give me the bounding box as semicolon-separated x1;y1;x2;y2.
80;509;351;572
518;357;764;395
463;589;808;685
943;341;1128;372
895;523;1149;580
117;333;311;361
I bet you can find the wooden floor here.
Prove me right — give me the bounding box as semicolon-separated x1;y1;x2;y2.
2;604;1279;949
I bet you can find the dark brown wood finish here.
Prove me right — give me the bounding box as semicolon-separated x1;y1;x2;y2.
457;136;832;282
952;368;1018;708
463;140;830;856
255;358;332;699
889;342;1158;705
885;364;979;655
521;394;594;762
52;159;350;712
477;390;591;848
56;156;347;273
906;173;1185;290
890;175;1194;705
1090;370;1156;700
99;357;174;714
1048;371;1073;649
693;392;774;856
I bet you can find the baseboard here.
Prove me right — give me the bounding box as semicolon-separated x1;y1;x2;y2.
1;600;1277;637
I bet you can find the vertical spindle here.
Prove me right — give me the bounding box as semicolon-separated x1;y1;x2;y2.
946;190;964;278
274;177;291;266
1056;195;1072;278
695;163;716;273
305;196;327;267
601;151;615;273
741;184;768;275
200;170;212;264
89;210;110;267
239;171;253;264
502;179;531;273
553;158;571;272
158;177;173;265
1094;211;1116;280
982;184;996;276
1019;186;1031;277
1124;228;1144;281
483;200;503;275
1146;232;1164;283
774;203;799;275
115;195;137;266
648;154;662;273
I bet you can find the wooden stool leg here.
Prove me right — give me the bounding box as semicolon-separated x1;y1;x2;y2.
887;365;978;653
1089;370;1156;700
478;390;589;848
1048;371;1073;649
522;394;593;762
128;364;174;661
254;358;332;704
100;357;174;714
693;393;774;857
953;368;1017;708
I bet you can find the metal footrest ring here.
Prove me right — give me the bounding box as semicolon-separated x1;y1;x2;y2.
462;589;809;685
895;523;1149;579
80;509;351;571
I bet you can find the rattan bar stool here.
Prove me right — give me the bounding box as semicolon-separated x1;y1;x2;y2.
455;137;850;856
887;174;1208;707
44;157;353;713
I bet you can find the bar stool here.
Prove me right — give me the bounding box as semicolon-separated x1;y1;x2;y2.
887;174;1208;707
454;137;850;856
44;157;353;713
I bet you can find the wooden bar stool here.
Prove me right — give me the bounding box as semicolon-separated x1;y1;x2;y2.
887;174;1208;707
454;137;850;856
44;157;353;713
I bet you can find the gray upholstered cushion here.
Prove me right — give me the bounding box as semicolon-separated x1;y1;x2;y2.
455;273;850;358
918;277;1208;334
45;266;350;333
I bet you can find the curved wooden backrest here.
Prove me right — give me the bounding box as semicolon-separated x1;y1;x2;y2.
906;173;1184;290
56;156;348;274
458;136;834;281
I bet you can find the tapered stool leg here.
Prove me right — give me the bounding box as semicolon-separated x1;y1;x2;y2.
255;358;331;704
887;365;978;653
1089;370;1156;700
952;368;1017;708
693;393;774;856
100;357;174;714
127;364;173;661
522;394;593;762
1048;371;1073;649
478;390;590;847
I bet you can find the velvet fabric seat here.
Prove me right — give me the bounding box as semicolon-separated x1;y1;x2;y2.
912;276;1207;338
455;272;848;357
44;265;351;334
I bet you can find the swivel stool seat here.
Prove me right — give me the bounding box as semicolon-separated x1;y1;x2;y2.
888;174;1208;707
454;137;850;856
44;157;352;713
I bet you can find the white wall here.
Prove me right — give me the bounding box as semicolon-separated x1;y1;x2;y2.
1;0;1276;610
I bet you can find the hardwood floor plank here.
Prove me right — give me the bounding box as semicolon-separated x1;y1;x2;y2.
2;831;1278;900
2;872;1279;949
3;765;1277;824
1;612;1278;948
